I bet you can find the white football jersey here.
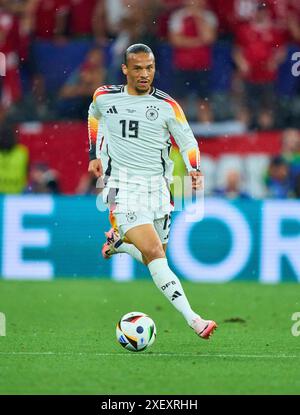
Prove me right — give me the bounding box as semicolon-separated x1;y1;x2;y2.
88;84;200;189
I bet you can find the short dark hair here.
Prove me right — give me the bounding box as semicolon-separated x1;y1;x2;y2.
123;44;154;65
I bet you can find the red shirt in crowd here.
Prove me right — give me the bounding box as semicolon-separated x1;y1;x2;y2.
264;0;300;41
157;0;184;39
169;8;217;71
210;0;258;35
0;9;22;107
210;0;300;37
34;0;69;39
236;20;284;83
266;0;300;23
68;0;98;36
0;9;19;54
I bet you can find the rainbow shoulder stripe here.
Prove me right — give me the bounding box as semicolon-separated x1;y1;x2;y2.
153;88;187;124
93;85;124;102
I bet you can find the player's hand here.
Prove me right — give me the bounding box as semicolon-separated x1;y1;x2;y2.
189;170;203;191
88;159;103;178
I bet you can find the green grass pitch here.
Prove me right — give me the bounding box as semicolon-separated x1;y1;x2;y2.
0;279;300;395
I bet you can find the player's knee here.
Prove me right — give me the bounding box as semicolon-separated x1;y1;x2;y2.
143;245;165;262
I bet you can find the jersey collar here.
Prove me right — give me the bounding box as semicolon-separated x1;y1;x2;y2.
123;85;156;96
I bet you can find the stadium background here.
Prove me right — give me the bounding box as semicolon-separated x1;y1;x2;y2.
0;0;299;282
1;0;300;396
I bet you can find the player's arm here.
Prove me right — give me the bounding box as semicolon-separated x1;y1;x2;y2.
167;103;202;190
88;97;103;178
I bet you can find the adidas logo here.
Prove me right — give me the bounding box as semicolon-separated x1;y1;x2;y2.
106;106;118;114
171;291;182;301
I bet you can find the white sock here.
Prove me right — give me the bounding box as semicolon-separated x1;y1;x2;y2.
115;242;144;264
148;258;199;326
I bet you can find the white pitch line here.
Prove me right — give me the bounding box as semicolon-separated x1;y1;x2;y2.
0;352;299;359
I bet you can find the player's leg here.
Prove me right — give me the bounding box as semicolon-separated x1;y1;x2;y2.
102;226;145;263
102;185;168;263
153;215;217;339
102;229;166;264
101;190;217;338
109;187;172;262
125;223;217;338
101;206;145;263
124;224;165;264
103;224;167;262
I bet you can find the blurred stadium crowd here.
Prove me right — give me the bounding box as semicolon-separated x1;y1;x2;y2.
0;0;300;199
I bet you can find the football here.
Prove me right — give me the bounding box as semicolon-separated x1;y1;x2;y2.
116;311;156;352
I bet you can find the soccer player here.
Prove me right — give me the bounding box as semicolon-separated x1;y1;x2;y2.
88;44;217;339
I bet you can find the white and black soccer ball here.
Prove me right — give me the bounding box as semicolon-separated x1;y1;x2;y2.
116;311;156;352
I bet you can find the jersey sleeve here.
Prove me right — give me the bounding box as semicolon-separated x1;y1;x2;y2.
88;89;103;161
166;101;200;172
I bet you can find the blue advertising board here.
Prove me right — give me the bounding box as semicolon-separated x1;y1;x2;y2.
0;196;299;282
